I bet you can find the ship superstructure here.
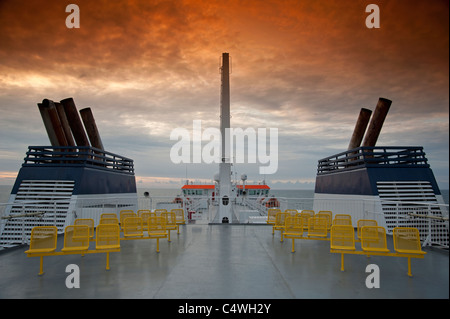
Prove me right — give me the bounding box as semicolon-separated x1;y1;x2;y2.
0;98;137;247
313;98;448;247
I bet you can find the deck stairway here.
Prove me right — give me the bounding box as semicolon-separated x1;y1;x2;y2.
0;180;74;247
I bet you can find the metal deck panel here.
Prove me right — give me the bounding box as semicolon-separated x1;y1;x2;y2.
0;224;448;299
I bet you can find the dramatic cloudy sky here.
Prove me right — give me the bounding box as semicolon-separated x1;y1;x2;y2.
0;0;448;190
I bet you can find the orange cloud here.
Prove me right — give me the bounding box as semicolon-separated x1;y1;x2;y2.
0;0;448;187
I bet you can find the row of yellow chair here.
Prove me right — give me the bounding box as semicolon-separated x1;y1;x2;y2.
330;224;426;277
105;209;185;234
25;209;187;275
116;209;186;232
267;209;426;277
25;224;120;276
268;209;347;242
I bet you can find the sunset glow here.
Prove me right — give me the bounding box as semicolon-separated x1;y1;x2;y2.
0;0;448;189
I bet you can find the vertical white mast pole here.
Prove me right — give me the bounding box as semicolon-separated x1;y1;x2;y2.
218;52;232;223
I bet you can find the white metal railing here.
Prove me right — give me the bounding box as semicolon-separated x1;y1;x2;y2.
1;195;448;248
313;197;448;248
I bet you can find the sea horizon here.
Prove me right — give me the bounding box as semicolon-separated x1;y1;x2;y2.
0;184;448;205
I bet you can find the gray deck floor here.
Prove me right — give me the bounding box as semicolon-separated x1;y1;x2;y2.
0;223;448;299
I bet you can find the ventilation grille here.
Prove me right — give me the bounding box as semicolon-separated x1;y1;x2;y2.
377;181;448;248
377;181;437;202
0;180;74;247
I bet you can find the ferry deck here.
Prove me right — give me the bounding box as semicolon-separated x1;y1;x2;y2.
0;220;448;299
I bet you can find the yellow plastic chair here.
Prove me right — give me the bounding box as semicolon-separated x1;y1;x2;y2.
299;210;314;231
361;226;390;253
25;226;58;275
393;227;425;254
274;212;288;242
25;226;58;254
333;214;352;226
317;211;332;230
96;224;121;270
267;209;281;230
61;225;90;252
330;225;355;271
308;217;328;238
122;217;144;238
284;216;304;252
140;212;154;231
393;227;426;277
171;208;185;233
120;211;136;229
148;216;168;252
161;211;177;241
74;218;95;239
357;219;378;240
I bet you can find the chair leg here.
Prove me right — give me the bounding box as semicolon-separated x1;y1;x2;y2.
38;256;44;276
407;257;413;277
340;253;345;272
106;252;110;270
156;238;160;253
291;239;295;253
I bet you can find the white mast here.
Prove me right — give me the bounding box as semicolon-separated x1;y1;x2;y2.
218;52;233;223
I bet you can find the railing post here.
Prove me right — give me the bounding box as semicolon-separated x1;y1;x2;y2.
21;205;26;245
395;202;400;227
54;202;57;226
425;205;433;247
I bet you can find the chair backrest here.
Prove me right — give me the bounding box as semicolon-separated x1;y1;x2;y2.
393;227;424;254
171;209;185;223
301;210;315;217
308;217;328;237
63;225;90;250
154;209;167;216
299;210;314;228
140;212;154;225
284;209;298;216
148;216;166;232
275;212;288;227
285;215;303;235
123;217;144;237
361;226;388;252
100;213;117;219
119;209;134;215
317;211;332;229
120;211;137;226
334;214;351;223
267;209;281;223
330;225;355;250
161;212;176;225
332;218;352;226
28;226;58;252
96;224;120;249
137;209;151;217
357;219;378;239
74;218;95;238
99;217;119;225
